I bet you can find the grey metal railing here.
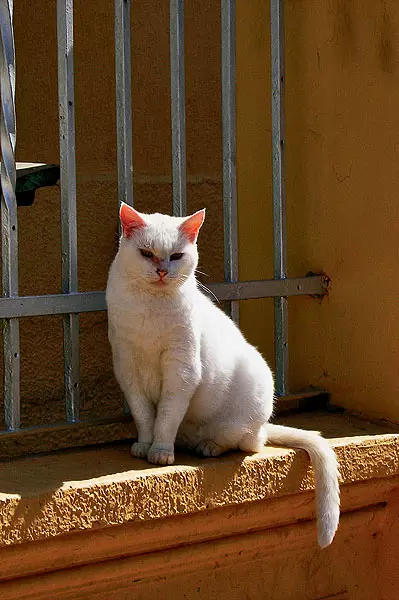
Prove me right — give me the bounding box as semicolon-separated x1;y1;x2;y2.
57;0;80;423
221;0;239;324
115;0;133;212
271;0;288;396
0;0;20;432
0;0;328;451
170;0;187;218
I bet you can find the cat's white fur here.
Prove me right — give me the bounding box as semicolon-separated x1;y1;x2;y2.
106;204;340;548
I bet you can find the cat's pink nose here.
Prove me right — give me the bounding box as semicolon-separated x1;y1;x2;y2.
157;268;168;279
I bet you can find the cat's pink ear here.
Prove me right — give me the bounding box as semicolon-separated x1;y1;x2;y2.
120;203;146;238
180;209;206;242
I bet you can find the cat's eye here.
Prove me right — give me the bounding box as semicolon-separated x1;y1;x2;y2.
170;252;183;261
140;249;154;259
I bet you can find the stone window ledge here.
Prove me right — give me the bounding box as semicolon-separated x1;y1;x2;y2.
0;411;398;588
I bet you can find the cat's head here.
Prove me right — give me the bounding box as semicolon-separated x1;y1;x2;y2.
118;203;205;292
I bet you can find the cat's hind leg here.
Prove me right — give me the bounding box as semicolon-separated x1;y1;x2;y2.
238;425;267;453
195;425;266;458
195;422;258;458
195;440;227;457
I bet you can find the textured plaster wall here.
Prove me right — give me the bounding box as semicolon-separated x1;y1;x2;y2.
1;1;399;426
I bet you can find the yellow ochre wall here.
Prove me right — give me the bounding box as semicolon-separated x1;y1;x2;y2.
239;0;399;422
2;1;399;426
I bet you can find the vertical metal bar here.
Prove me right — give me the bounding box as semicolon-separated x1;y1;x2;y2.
115;0;133;210
57;0;80;423
115;0;133;415
170;0;187;217
221;0;239;324
0;0;20;430
271;0;288;395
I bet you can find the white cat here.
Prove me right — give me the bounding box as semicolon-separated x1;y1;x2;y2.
106;203;340;547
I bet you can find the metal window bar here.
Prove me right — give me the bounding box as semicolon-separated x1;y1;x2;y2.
170;0;187;217
114;0;133;416
57;0;80;423
0;0;20;431
0;0;328;455
221;0;239;324
270;0;288;396
115;0;133;210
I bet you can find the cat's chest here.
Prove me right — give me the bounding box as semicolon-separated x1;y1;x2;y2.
112;296;191;355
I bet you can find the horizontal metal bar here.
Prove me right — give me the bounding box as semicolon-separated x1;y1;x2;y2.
210;276;326;301
0;414;132;437
0;415;135;460
0;276;327;319
0;291;105;318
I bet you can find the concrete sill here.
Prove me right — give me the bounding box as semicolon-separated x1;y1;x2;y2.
0;411;398;593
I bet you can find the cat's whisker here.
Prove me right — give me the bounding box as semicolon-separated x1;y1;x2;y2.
176;275;190;288
195;269;210;278
197;281;220;304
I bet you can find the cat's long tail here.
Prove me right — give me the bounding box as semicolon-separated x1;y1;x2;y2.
265;423;340;548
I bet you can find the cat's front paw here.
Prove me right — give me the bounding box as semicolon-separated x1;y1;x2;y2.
131;441;151;459
147;443;175;466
